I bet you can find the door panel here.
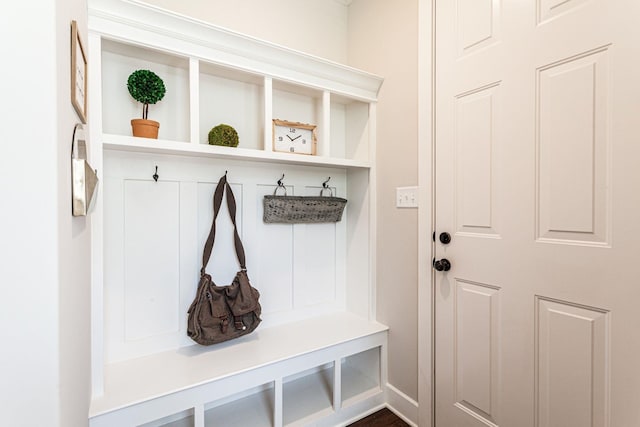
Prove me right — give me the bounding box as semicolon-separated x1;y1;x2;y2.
535;297;609;427
536;47;611;245
435;0;640;426
454;280;500;425
457;0;500;56
455;83;500;237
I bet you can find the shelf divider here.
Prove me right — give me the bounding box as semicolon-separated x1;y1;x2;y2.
189;58;200;145
334;358;342;412
194;404;205;427
264;77;273;153
321;91;331;158
275;378;283;427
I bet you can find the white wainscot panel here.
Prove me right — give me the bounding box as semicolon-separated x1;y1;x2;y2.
455;83;500;238
293;186;338;308
536;297;609;427
457;0;500;56
104;177;184;363
124;180;181;341
255;184;294;315
197;181;245;286
537;0;589;24
537;47;610;246
454;280;501;424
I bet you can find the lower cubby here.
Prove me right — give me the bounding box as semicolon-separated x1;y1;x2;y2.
283;365;335;426
89;313;387;427
342;347;381;406
139;384;276;427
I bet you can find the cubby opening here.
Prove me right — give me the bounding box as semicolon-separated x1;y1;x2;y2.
204;383;275;427
199;62;264;151
341;347;381;406
272;81;325;155
139;408;194;427
331;94;370;163
101;39;190;142
283;364;335;426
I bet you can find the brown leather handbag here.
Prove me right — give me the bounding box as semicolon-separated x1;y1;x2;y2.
187;174;261;345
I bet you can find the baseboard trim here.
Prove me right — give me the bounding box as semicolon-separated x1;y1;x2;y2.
385;383;419;426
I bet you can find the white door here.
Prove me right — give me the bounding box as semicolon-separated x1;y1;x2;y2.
434;0;640;426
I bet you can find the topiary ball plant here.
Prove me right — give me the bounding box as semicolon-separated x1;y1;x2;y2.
208;124;239;147
127;69;166;120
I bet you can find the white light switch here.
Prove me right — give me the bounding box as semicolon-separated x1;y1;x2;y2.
396;186;418;208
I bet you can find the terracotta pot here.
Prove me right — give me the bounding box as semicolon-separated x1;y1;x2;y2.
131;119;160;139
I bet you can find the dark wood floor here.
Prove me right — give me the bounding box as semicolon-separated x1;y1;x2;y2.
348;408;410;427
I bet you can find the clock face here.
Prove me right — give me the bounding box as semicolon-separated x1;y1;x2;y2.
273;120;317;155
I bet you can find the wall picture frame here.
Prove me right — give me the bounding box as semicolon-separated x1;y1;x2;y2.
71;20;88;124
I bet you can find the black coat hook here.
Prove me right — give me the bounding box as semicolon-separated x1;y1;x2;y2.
322;177;331;189
153;166;159;182
277;174;285;187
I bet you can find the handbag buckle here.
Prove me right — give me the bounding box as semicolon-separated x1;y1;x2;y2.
234;317;247;331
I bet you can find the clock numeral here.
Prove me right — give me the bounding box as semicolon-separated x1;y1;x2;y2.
278;136;283;141
302;139;306;144
289;128;296;133
289;147;295;152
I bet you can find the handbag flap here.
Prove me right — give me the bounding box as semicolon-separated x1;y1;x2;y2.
225;271;260;316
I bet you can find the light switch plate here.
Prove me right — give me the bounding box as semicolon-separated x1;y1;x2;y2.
396;186;418;208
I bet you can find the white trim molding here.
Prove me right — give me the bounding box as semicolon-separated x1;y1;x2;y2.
417;0;435;426
386;383;419;427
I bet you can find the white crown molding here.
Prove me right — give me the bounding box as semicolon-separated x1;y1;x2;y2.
89;0;381;101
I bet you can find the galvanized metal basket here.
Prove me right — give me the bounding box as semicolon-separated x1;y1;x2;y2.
263;186;347;224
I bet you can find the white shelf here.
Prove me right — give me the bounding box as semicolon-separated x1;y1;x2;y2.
102;134;371;169
89;312;387;419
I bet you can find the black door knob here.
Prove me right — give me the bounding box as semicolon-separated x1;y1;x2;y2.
439;232;451;244
433;258;451;272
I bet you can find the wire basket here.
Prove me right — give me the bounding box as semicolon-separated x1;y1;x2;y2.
263;187;347;224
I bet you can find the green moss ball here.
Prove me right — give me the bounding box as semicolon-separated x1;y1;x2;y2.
208;124;239;147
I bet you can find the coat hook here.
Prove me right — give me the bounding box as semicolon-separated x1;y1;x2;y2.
153;166;159;182
277;174;285;187
322;176;331;189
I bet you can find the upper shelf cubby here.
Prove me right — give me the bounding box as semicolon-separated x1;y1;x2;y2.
101;39;191;142
199;62;264;151
89;0;383;168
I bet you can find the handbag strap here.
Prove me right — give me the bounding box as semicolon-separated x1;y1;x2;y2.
201;174;247;276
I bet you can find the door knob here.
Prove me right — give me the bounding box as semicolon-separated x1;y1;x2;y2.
433;258;451;272
439;232;451;244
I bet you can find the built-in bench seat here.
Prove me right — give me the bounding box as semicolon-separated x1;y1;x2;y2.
89;313;388;427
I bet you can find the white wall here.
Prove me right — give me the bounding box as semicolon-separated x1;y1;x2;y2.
139;0;349;64
57;0;92;426
0;0;90;426
348;0;420;404
0;1;60;424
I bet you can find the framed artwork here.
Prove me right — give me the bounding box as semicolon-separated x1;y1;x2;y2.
71;20;87;124
272;119;317;155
